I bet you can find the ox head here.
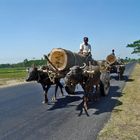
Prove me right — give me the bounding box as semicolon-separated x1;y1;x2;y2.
26;67;39;82
64;63;86;85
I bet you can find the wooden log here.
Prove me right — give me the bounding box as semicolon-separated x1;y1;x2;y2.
47;48;91;71
106;54;116;65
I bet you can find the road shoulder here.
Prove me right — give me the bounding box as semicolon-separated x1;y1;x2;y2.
0;79;26;88
97;63;140;140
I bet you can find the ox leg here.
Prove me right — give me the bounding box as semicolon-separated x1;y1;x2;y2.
53;84;59;101
54;79;64;100
57;82;64;96
83;96;88;110
42;91;48;104
83;95;89;116
119;70;124;80
59;84;64;96
54;82;64;101
94;85;100;101
117;66;121;80
118;72;121;80
54;85;58;101
42;85;51;104
44;92;48;103
118;71;123;80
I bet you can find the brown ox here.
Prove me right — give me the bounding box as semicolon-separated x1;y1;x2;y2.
26;67;64;104
64;64;102;116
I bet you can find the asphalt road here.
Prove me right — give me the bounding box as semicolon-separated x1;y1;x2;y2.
0;62;136;140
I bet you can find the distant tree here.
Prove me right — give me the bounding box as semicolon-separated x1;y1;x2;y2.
126;40;140;54
0;64;11;68
23;59;28;67
24;59;28;63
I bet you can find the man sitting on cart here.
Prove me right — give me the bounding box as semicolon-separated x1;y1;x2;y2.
78;37;93;63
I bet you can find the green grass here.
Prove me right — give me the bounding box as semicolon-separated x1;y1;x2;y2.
0;67;27;79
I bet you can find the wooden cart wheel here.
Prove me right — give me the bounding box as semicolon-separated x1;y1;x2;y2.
100;80;110;96
100;72;110;96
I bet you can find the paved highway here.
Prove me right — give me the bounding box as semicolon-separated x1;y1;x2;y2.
0;62;136;140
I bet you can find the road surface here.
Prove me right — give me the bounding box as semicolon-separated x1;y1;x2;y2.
0;62;136;140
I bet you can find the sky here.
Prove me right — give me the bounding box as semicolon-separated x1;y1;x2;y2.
0;0;140;64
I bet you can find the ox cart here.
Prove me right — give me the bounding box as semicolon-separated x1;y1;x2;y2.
106;54;125;80
44;48;110;115
45;48;110;96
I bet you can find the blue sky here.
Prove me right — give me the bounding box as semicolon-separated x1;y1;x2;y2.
0;0;140;64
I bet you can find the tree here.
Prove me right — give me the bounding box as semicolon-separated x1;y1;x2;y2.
23;59;29;67
126;40;140;54
24;59;28;63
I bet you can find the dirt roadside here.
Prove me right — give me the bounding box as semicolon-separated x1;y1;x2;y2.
0;79;27;88
97;63;140;140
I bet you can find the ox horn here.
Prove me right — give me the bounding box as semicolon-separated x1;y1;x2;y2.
80;63;86;69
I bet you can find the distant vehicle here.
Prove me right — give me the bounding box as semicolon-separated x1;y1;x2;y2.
106;54;125;80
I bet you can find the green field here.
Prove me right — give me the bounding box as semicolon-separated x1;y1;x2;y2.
0;67;27;79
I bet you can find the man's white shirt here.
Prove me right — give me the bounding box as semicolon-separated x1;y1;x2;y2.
80;43;91;54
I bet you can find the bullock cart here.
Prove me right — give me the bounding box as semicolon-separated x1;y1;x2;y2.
44;48;110;114
106;54;125;80
44;48;110;96
44;48;110;95
44;48;95;93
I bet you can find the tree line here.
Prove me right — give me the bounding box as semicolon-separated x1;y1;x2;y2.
0;57;139;69
0;59;47;68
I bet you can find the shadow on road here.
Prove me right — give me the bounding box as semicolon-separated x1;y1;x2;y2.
110;74;134;82
48;94;82;111
47;85;123;117
76;85;123;116
92;85;123;115
47;74;134;116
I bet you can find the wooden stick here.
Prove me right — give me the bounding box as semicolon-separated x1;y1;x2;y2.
44;55;59;73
